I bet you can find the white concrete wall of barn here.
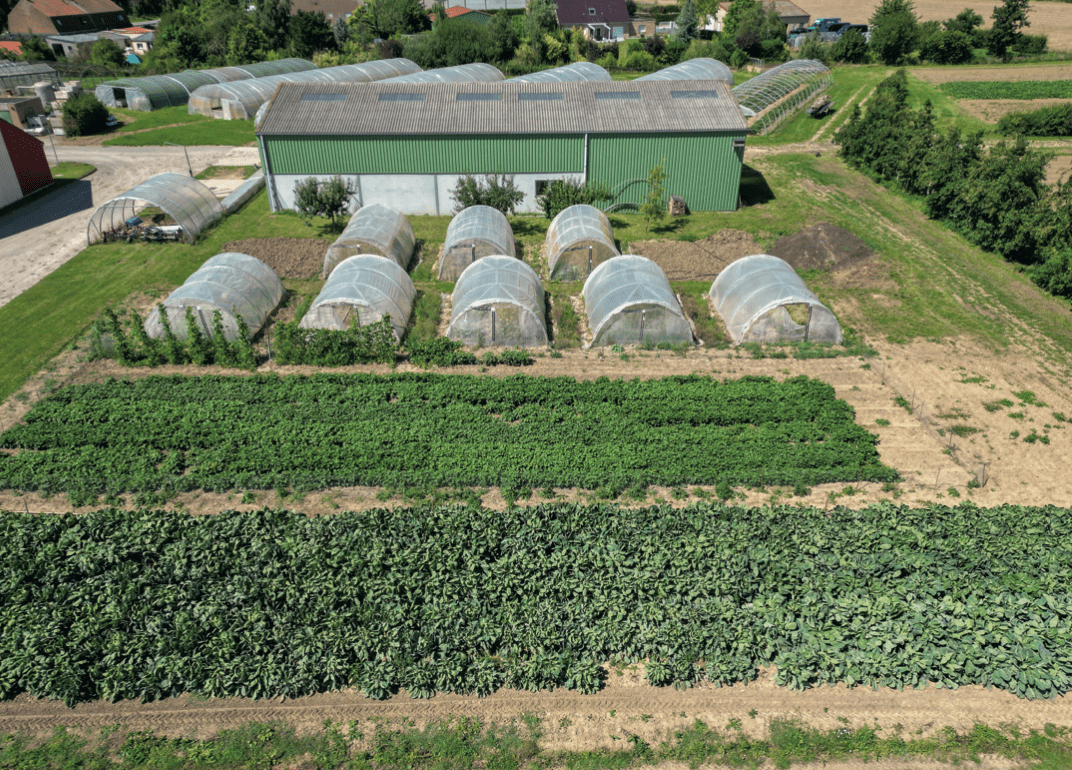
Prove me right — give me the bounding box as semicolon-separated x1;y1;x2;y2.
267;172;585;216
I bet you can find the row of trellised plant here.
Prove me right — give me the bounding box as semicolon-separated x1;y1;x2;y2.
0;373;896;495
89;308;534;369
0;502;1069;706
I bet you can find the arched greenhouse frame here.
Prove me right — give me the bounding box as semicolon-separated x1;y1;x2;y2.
439;205;516;281
300;255;417;341
322;204;416;278
86;173;224;245
636;58;734;86
545;204;619;281
710;254;841;345
448;256;547;348
507;62;610;83
144;252;284;341
731;60;831;135
582;255;692;347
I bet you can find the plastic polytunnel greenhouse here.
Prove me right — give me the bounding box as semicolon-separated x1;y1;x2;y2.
323;204;416;278
506;62;610;83
300;255;416;341
439;205;516;281
144;253;284;341
86;172;224;245
448;256;547;348
190;59;422;120
582;255;692;347
710;254;841;345
95;59;315;111
381;63;505;83
635;58;734;86
731;60;831;134
545;204;620;281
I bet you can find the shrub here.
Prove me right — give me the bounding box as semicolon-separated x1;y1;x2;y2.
450;171;525;215
998;103;1072;137
536;178;613;219
920;29;974;64
62;93;109;137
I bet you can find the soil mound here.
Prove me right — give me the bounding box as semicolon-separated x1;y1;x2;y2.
222;237;330;279
768;223;873;272
630;229;761;281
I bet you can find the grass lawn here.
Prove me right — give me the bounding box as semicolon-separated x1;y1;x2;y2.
103;120;255;147
110;105;209;133
48;162;96;180
194;165;259;180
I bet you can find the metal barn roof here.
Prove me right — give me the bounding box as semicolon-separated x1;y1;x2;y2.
257;79;746;136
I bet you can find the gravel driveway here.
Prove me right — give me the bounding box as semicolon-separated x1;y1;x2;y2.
0;145;261;309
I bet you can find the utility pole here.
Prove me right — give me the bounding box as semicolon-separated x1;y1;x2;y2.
164;141;194;177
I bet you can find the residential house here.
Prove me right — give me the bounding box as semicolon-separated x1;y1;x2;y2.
429;5;494;25
710;0;808;32
556;0;631;41
8;0;128;36
0;41;23;56
112;26;155;55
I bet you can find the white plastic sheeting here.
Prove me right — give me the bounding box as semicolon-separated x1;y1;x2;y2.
506;62;611;83
448;255;547;347
86;173;224;244
144;252;284;341
636;58;734;86
710;254;841;345
545;204;619;281
188;59;423;120
731;60;831;135
381;62;505;83
322;204;416;278
439;205;516;281
582;255;692;347
300;255;416;341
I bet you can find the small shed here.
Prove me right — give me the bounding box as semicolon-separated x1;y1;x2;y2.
710;254;841;345
582;255;692;347
322;204;416;278
439;205;516;281
300;255;416;341
144;252;284;341
448;255;547;347
545;204;619;281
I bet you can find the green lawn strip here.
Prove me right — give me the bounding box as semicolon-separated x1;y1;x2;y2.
0;373;894;492
902;74;995;136
49;161;95;179
0;190;324;403
1;718;1069;770
0;503;1071;704
110;105;211;133
103;119;255;146
936;79;1072;100
194;164;258;180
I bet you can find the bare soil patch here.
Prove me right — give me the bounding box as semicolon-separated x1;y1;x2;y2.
629;229;761;280
768;221;874;272
1047;152;1072;184
910;64;1072;85
957;97;1072;123
221;237;330;279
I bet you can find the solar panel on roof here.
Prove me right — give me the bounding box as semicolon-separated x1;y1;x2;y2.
594;91;640;100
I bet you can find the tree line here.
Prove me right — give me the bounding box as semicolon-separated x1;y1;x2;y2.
836;70;1072;302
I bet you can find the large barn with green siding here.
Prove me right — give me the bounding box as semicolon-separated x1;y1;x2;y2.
255;79;747;215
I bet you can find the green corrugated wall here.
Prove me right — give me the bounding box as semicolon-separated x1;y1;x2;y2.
264;134;584;175
589;132;745;212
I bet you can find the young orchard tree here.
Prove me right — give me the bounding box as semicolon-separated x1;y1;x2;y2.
639;159;668;235
451;172;525;215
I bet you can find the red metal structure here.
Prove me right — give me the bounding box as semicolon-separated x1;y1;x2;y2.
0;119;53;208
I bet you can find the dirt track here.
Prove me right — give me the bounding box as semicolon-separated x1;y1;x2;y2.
2;665;1071;748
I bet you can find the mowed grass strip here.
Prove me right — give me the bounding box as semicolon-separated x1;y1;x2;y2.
103;119;256;146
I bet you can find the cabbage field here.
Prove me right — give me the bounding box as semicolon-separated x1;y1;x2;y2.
938;80;1072;100
0;373;896;495
0;502;1069;707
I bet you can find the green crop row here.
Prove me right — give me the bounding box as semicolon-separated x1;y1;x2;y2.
0;502;1070;706
938;79;1072;100
0;373;896;493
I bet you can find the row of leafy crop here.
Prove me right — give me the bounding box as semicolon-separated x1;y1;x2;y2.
94;308;535;369
0;373;895;494
938;79;1072;101
0;502;1070;706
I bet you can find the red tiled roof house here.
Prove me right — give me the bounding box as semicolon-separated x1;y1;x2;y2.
8;0;128;36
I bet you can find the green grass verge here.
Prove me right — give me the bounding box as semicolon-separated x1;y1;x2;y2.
110;105;210;133
194;164;258;180
1;718;1070;770
49;161;95;179
103;119;255;146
